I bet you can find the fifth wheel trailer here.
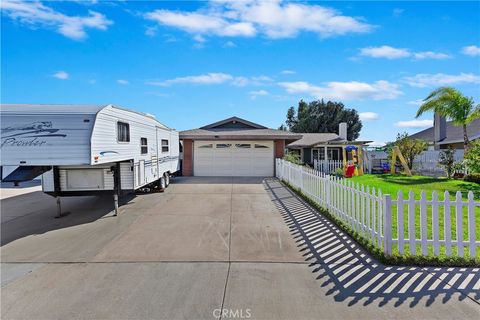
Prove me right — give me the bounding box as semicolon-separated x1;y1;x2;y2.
0;104;179;216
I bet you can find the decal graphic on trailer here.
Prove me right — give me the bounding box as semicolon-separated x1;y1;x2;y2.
1;121;66;148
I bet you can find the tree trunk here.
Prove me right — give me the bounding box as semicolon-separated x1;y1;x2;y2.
463;124;470;152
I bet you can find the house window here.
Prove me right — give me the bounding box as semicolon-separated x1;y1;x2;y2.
313;147;340;160
254;144;269;148
198;144;213;148
117;122;130;142
161;139;169;152
140;138;148;154
216;143;232;148
235;143;251;148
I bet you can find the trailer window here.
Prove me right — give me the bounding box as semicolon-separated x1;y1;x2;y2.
117;122;130;142
140;138;148;154
161;139;169;153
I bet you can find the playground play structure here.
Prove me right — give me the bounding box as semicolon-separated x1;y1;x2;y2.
313;145;413;178
389;146;413;176
340;145;412;178
342;145;364;178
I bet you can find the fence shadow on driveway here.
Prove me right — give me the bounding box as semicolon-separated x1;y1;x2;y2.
263;178;480;308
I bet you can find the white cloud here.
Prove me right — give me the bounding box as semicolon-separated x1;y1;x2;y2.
360;46;410;59
144;1;373;40
52;71;69;80
144;10;256;38
395;119;433;128
147;73;272;87
145;26;158;37
117;79;129;85
404;73;480;88
148;73;233;86
360;46;450;60
462;45;480;57
281;70;296;75
392;8;404;18
359;112;379;121
408;99;423;106
413;51;451;60
193;34;206;43
1;0;112;40
278;80;402;101
249;89;269;99
223;40;236;47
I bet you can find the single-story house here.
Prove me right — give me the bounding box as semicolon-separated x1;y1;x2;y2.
179;117;302;176
286;123;371;166
409;114;480;150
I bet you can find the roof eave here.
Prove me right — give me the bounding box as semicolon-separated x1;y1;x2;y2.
180;134;302;140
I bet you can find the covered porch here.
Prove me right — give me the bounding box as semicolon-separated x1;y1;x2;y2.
310;142;368;174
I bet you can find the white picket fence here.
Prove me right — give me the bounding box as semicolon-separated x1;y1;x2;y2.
313;159;344;174
276;159;480;258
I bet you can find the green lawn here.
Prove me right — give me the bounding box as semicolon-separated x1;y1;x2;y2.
350;174;480;200
348;174;480;259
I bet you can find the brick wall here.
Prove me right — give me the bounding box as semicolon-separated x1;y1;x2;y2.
274;140;285;159
182;139;193;176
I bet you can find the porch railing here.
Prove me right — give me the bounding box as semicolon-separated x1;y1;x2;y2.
313;159;344;174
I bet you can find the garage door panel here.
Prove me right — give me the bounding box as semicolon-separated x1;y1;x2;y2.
194;140;273;176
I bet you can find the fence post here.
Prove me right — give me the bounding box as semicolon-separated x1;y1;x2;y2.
326;176;331;210
300;165;304;191
383;194;392;256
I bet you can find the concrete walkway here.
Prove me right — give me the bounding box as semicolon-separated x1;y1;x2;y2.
1;177;479;319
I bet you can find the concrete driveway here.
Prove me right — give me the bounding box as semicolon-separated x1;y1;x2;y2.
1;177;479;319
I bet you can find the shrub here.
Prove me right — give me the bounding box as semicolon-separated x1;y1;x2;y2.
438;146;457;179
334;167;344;177
464;173;480;184
284;152;302;165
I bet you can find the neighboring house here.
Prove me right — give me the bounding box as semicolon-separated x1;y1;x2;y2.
179;117;301;176
409;114;480;150
286;123;371;166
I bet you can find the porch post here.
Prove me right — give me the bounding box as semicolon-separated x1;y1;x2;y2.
324;146;328;173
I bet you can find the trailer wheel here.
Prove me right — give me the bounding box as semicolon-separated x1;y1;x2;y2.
164;173;170;187
160;176;166;190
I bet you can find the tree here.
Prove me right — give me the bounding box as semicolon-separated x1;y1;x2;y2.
464;140;480;174
438;146;456;179
281;100;362;140
416;87;480;150
390;132;428;170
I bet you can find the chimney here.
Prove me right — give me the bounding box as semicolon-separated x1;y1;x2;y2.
434;112;446;147
339;122;347;141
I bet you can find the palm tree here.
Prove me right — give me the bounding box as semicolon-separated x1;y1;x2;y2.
416;87;479;150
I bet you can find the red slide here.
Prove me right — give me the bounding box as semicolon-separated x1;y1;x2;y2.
345;165;355;178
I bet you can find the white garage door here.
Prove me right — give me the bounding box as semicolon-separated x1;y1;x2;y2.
194;141;274;176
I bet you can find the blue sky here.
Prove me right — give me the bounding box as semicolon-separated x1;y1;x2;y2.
2;0;479;145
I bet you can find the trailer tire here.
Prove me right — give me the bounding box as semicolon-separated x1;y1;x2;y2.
160;176;166;190
164;173;170;187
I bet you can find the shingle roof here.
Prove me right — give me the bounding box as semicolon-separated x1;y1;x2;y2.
200;116;267;129
409;118;480;144
180;128;302;140
287;133;343;147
